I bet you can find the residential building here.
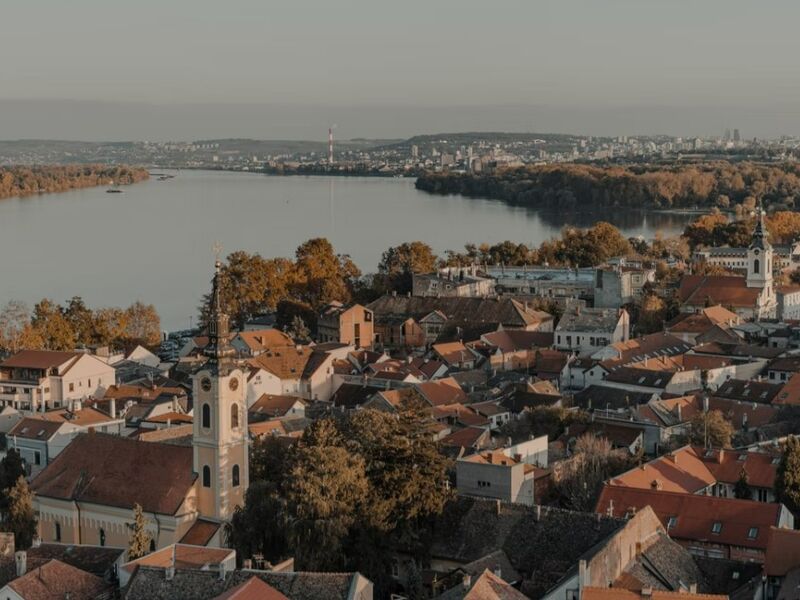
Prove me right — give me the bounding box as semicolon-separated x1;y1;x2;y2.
596;484;793;562
0;350;115;412
554;306;629;355
317;301;374;348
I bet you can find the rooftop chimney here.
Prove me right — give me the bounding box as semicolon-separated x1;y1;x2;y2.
462;573;472;591
109;398;116;419
493;566;502;580
495;499;501;516
14;551;26;578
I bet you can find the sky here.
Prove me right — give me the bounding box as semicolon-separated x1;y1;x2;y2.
2;0;800;140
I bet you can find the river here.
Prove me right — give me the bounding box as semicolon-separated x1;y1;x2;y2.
0;170;695;331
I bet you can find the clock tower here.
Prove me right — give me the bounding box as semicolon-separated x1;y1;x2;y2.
192;260;248;522
747;201;773;290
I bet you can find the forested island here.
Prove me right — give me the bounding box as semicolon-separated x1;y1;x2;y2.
415;162;800;211
0;165;149;199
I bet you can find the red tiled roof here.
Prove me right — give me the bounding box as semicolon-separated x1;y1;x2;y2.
679;274;761;308
765;526;800;576
440;426;488;449
8;559;109;600
179;518;221;546
9;417;65;440
597;485;783;550
417;377;468;407
0;350;80;370
248;394;304;417
31;433;195;515
214;576;289;600
583;588;726;600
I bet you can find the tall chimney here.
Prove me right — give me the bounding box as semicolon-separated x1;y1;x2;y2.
109;398;116;419
14;551;26;577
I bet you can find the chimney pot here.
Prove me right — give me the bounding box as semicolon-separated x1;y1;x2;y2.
14;551;26;578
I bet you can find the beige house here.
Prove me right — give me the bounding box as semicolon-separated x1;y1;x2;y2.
0;350;115;412
317;302;374;348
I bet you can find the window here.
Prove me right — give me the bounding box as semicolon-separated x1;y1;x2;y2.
99;528;106;547
230;404;239;429
754;258;760;274
232;464;240;487
69;383;74;393
87;379;91;387
758;489;769;502
34;451;41;466
202;466;211;488
667;516;677;530
150;539;156;552
202;404;211;429
477;480;491;488
711;522;722;535
747;527;758;539
55;522;61;542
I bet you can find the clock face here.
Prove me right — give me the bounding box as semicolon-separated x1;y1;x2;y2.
201;377;212;392
754;249;760;256
229;378;239;391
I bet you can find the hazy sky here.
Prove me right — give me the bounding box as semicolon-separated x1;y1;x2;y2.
3;0;800;140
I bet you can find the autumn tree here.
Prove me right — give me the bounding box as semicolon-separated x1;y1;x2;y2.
291;238;360;309
286;315;311;343
4;477;37;550
688;410;734;448
637;294;667;334
376;242;438;293
776;436;800;514
31;299;75;351
63;297;96;346
128;503;152;559
123;301;161;346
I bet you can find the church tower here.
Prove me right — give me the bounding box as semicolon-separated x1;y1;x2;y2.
747;201;773;289
192;260;249;522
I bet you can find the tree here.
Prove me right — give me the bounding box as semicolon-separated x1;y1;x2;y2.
734;468;753;500
376;242;438;294
776;436;800;514
286;315;311;343
292;238;361;309
688;410;734;448
286;443;369;570
128;503;152;559
31;299;75;351
63;297;96;346
638;294;667;334
0;301;31;353
557;434;630;512
4;477;37;550
123;301;161;346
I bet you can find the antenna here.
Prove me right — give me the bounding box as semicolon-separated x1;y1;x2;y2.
328;124;337;165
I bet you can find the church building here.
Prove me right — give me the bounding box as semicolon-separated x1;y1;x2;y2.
30;261;249;550
680;204;777;320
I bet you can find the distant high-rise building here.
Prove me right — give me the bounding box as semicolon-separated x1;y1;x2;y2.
411;144;419;159
724;129;731;141
733;129;741;142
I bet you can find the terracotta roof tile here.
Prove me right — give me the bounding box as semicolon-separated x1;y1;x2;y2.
8;559;110;600
179;519;221;547
214;576;289;600
0;350;80;370
597;485;783;550
31;433;195;515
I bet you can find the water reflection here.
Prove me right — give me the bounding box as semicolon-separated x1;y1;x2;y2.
0;171;695;329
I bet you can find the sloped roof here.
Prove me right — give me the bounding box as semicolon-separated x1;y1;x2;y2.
31;433;195;515
714;378;781;404
122;567;364;600
0;543;124;588
765;526;800;576
679;274;761;308
0;350;80;370
429;496;626;599
330;383;384;409
481;330;554;353
583;588;726;600
556;307;622;333
9;417;65;440
214;576;289;600
8;559;109;600
436;568;529;600
417;377;468;407
249;394;305;418
596;485;783;551
247;346;313;380
602;333;693;368
180;519;221;547
367;295;548;328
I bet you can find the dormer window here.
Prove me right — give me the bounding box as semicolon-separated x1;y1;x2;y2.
667;516;677;529
711;522;722;535
747;527;758;539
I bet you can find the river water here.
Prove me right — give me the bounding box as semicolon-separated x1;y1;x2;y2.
0;170;694;330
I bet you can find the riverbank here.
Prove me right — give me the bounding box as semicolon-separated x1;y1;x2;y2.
0;165;149;200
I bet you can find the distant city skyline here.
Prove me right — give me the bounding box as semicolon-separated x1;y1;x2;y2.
3;0;800;140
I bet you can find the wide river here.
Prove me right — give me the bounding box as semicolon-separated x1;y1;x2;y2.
0;170;695;331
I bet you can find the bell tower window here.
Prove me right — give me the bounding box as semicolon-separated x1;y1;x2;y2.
230;404;239;429
754;259;760;274
232;464;240;487
202;465;211;487
202;404;211;429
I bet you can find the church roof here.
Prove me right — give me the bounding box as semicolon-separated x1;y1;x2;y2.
679;275;762;308
31;433;195;515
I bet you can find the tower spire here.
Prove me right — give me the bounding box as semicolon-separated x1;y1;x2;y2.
204;258;235;364
750;199;770;250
